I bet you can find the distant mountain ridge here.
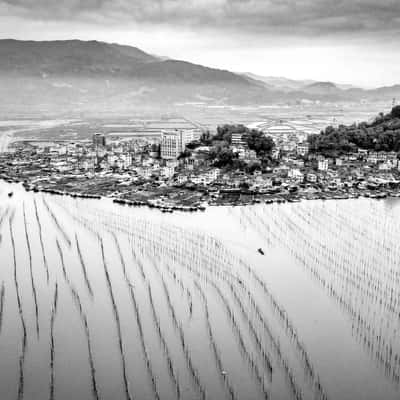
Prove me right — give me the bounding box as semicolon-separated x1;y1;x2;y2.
242;73;357;92
0;39;399;114
0;39;253;85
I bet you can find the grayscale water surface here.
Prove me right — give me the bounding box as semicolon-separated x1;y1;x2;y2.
0;181;399;400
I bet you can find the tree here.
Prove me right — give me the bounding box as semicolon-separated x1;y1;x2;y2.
392;105;400;119
307;110;400;155
178;149;191;159
246;162;262;173
244;130;274;157
213;148;236;167
200;131;213;145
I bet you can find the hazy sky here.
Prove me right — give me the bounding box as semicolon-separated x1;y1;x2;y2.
1;0;399;88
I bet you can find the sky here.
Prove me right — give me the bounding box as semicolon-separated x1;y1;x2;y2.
0;0;400;88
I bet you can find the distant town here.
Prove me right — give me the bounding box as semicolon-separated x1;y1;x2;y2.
2;106;400;211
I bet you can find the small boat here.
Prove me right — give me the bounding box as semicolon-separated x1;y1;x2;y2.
258;248;265;255
8;192;13;197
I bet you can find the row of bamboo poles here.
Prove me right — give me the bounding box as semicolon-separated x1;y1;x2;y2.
9;212;27;400
237;202;400;386
49;194;332;400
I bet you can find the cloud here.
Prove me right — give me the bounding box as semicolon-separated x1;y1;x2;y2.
1;0;400;38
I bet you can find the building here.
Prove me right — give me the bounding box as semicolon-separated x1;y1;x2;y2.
296;142;309;156
161;166;175;179
93;133;106;147
237;148;258;162
318;159;329;171
288;168;304;182
160;130;200;160
231;133;246;147
190;168;220;185
307;173;318;183
149;143;160;158
336;158;343;166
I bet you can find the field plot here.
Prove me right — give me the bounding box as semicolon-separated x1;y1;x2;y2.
6;116;202;143
0;183;399;400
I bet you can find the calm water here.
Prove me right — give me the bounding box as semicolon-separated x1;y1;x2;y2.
0;182;399;400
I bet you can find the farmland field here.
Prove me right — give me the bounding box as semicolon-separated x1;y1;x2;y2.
0;182;399;400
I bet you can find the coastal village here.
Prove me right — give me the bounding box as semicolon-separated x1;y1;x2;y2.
2;107;400;210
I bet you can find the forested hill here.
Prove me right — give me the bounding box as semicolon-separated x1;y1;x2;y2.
308;106;400;155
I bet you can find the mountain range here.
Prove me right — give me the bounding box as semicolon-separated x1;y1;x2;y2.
0;39;399;114
242;73;357;92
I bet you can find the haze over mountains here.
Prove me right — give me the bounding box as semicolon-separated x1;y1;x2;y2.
1;39;399;114
242;73;355;92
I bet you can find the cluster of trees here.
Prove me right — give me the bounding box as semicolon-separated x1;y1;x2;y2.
308;107;400;156
184;124;274;168
392;105;400;118
214;125;275;157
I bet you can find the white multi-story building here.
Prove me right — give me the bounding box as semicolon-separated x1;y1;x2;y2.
120;153;132;169
231;133;245;147
318;159;329;171
160;130;200;159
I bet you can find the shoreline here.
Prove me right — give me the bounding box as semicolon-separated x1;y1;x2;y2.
2;176;398;214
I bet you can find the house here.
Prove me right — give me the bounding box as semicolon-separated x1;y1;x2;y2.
318;159;329;171
307;173;318;183
237;147;258;162
161;166;175;179
379;162;391;171
296;142;309;156
177;175;189;184
288;168;304;182
336;158;343;166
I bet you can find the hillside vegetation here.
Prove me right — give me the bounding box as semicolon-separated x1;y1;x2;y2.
308;106;400;155
185;124;274;169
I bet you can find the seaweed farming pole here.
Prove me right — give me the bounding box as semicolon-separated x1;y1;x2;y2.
228;279;303;400
99;238;134;400
34;199;50;283
75;233;94;298
194;281;237;400
69;287;100;400
82;313;100;400
246;269;328;400
0;282;4;334
159;274;207;400
151;255;269;400
147;251;269;399
49;283;58;400
56;231;101;400
208;279;269;399
23;203;40;338
9;214;27;400
226;281;274;379
112;234;161;400
42;197;71;247
56;236;100;400
156;260;193;318
147;282;181;400
56;239;70;284
129;281;161;400
0;206;10;232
